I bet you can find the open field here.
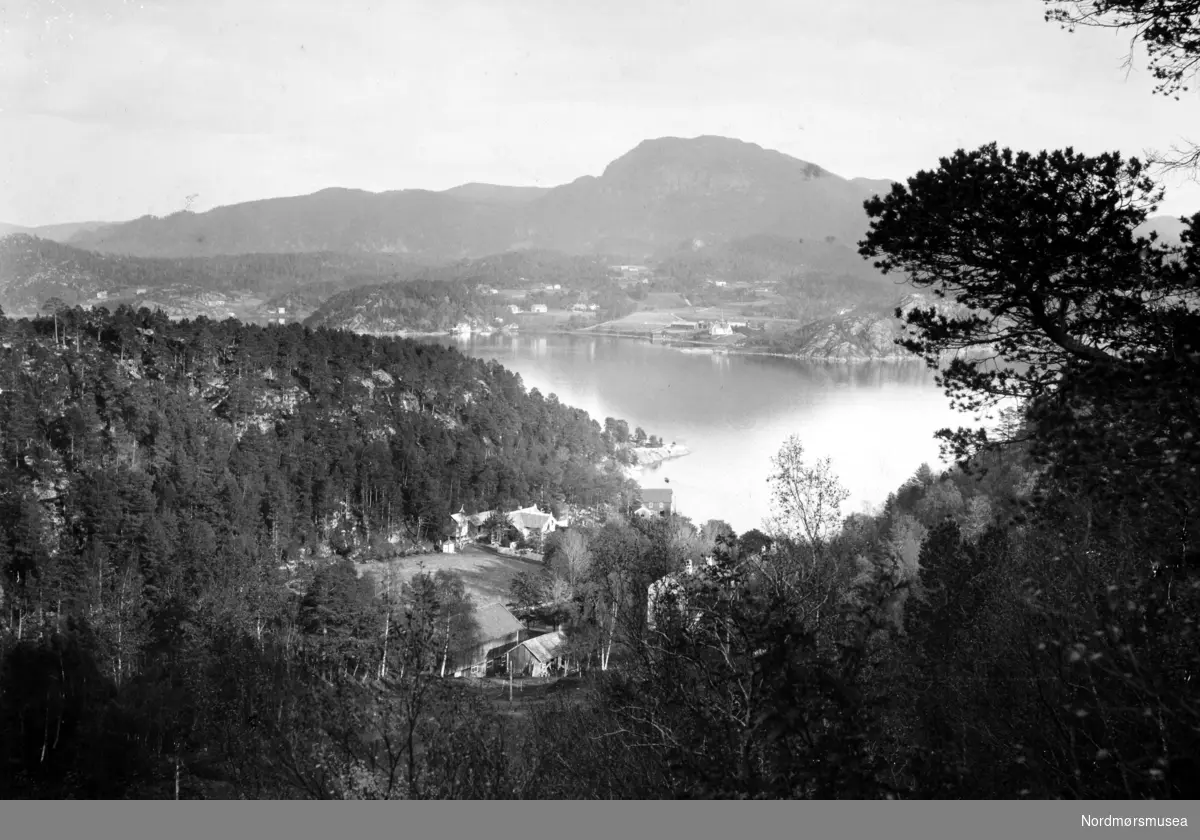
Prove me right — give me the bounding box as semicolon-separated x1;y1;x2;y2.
512;309;590;329
642;291;691;308
596;309;686;329
355;543;545;605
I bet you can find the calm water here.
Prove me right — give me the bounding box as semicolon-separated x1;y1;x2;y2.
423;333;970;533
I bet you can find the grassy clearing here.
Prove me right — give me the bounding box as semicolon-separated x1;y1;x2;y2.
355;543;546;605
512;310;585;329
642;291;691;308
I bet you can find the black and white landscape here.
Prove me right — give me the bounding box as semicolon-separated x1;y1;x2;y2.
0;0;1198;804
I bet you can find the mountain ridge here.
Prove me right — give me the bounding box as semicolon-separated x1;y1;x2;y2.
65;136;895;260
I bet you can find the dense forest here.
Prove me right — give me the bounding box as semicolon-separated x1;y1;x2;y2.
303;279;504;334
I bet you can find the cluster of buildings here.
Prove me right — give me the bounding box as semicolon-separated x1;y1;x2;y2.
662;318;748;337
445;489;677;678
453;603;569;678
447;503;569;549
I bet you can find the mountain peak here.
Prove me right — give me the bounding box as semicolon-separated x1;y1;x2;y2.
600;135;828;187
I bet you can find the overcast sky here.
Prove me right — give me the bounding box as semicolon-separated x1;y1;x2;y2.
3;0;1200;226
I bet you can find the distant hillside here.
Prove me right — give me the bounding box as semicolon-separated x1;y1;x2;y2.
304;280;494;334
1135;214;1192;244
850;177;897;199
657;233;889;285
441;183;551;205
743;293;976;361
0;234;421;315
67;136;891;260
70;188;521;261
0;220;118;242
304;250;626;333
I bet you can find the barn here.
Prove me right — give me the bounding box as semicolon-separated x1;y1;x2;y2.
453;603;526;677
505;630;568;677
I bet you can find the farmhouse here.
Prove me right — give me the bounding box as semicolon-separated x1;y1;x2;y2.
709;321;733;336
506;630;568;677
507;504;566;540
639;488;674;517
449;503;567;545
454;603;526;677
449;507;497;542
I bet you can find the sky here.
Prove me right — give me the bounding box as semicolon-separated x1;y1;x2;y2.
2;0;1200;226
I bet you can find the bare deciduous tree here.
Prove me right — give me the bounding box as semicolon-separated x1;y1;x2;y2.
766;435;850;562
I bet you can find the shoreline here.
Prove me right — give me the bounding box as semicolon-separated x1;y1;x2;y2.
621;442;691;479
530;326;941;365
385;324;985;365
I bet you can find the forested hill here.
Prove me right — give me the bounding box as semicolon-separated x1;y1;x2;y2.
303;279;496;334
0;306;633;565
0;234;425;315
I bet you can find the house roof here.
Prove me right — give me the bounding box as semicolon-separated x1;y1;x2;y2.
641;488;673;505
451;509;496;527
512;511;556;531
475;603;525;643
512;630;566;663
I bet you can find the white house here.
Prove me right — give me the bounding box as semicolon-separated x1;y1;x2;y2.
507;504;565;540
709;321;733;336
508;304;522;314
450;507;497;542
530;303;548;314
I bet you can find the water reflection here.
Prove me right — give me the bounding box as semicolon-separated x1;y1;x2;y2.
428;334;970;532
